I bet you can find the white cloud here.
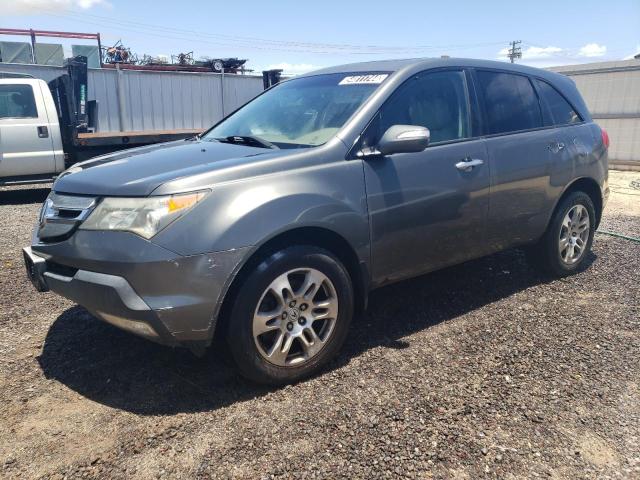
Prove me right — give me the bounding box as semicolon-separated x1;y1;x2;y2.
264;62;323;75
523;46;564;59
578;43;607;58
497;43;610;67
4;0;109;15
497;45;565;67
76;0;105;7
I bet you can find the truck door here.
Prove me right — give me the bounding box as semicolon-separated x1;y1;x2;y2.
0;81;56;179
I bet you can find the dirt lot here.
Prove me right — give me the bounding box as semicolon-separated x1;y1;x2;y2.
0;171;639;479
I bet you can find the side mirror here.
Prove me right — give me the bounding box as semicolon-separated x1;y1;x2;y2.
377;125;430;156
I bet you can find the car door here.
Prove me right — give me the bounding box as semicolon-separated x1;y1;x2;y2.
473;70;563;251
360;69;491;285
532;77;596;186
0;81;56;178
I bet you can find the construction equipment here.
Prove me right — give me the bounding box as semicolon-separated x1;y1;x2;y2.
102;40;137;64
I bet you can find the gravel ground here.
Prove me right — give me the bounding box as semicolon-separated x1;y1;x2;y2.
0;172;639;479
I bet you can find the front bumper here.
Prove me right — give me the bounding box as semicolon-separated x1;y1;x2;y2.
24;230;249;347
24;246;166;341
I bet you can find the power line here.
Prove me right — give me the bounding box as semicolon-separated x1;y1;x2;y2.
36;7;508;55
507;40;522;63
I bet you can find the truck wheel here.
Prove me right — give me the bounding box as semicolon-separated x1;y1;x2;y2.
212;60;224;72
526;191;596;277
226;246;354;385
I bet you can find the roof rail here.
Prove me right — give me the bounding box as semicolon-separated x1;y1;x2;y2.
0;72;35;79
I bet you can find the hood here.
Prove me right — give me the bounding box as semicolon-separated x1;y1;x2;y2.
53;139;287;196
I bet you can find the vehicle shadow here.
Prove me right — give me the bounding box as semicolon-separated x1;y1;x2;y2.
37;248;596;415
0;187;50;205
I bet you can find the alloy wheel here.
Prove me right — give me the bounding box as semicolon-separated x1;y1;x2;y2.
252;268;338;366
559;204;590;264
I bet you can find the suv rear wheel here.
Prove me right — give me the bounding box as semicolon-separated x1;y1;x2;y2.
527;191;596;276
226;246;354;385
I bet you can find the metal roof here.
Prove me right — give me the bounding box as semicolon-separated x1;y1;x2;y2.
549;58;640;75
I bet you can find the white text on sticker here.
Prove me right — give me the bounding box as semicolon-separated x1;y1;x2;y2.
339;74;388;85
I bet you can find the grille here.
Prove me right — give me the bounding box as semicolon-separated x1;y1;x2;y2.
38;193;97;242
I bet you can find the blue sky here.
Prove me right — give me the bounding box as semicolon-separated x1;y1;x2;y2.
3;0;640;74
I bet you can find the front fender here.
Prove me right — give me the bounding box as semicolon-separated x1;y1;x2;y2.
152;159;370;262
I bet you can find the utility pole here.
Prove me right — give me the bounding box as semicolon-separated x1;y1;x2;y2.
507;40;522;63
220;66;225;118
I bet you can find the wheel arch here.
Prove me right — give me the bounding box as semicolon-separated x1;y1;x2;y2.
550;177;603;230
212;226;369;343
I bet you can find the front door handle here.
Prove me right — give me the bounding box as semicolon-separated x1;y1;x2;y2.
455;158;484;172
37;126;49;138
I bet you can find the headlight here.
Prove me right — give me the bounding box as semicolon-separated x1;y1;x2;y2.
39;195;53;224
81;191;208;239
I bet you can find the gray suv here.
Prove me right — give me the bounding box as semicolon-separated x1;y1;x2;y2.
23;58;609;384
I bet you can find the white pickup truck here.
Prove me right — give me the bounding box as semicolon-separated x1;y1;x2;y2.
0;57;200;186
0;76;66;184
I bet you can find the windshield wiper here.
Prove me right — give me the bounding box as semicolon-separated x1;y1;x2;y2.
215;135;279;150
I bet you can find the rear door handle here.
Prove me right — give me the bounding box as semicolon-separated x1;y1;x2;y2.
37;126;49;138
455;158;484;172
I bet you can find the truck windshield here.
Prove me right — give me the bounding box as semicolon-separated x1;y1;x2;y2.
203;72;389;149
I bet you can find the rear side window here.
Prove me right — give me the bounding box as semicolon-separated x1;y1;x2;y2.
533;79;581;126
0;84;38;119
366;70;470;145
476;71;542;135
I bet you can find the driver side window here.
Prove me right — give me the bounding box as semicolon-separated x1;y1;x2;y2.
364;70;471;148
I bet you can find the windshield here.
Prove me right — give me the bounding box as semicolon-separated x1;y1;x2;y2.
203;72;389;149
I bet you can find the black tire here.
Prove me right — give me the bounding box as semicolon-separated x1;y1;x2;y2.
226;246;354;385
526;191;596;277
211;59;224;73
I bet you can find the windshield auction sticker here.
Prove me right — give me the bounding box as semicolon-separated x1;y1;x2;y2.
339;74;389;85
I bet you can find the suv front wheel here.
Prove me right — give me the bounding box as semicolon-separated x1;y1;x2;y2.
527;191;596;276
226;245;354;385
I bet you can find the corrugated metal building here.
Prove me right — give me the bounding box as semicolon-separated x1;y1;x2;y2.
0;62;264;134
550;58;640;170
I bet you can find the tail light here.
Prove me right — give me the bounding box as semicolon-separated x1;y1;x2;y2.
600;126;610;149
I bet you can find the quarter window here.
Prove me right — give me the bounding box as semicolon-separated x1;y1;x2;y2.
476;71;543;135
366;70;470;146
533;79;581;126
0;84;38;119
